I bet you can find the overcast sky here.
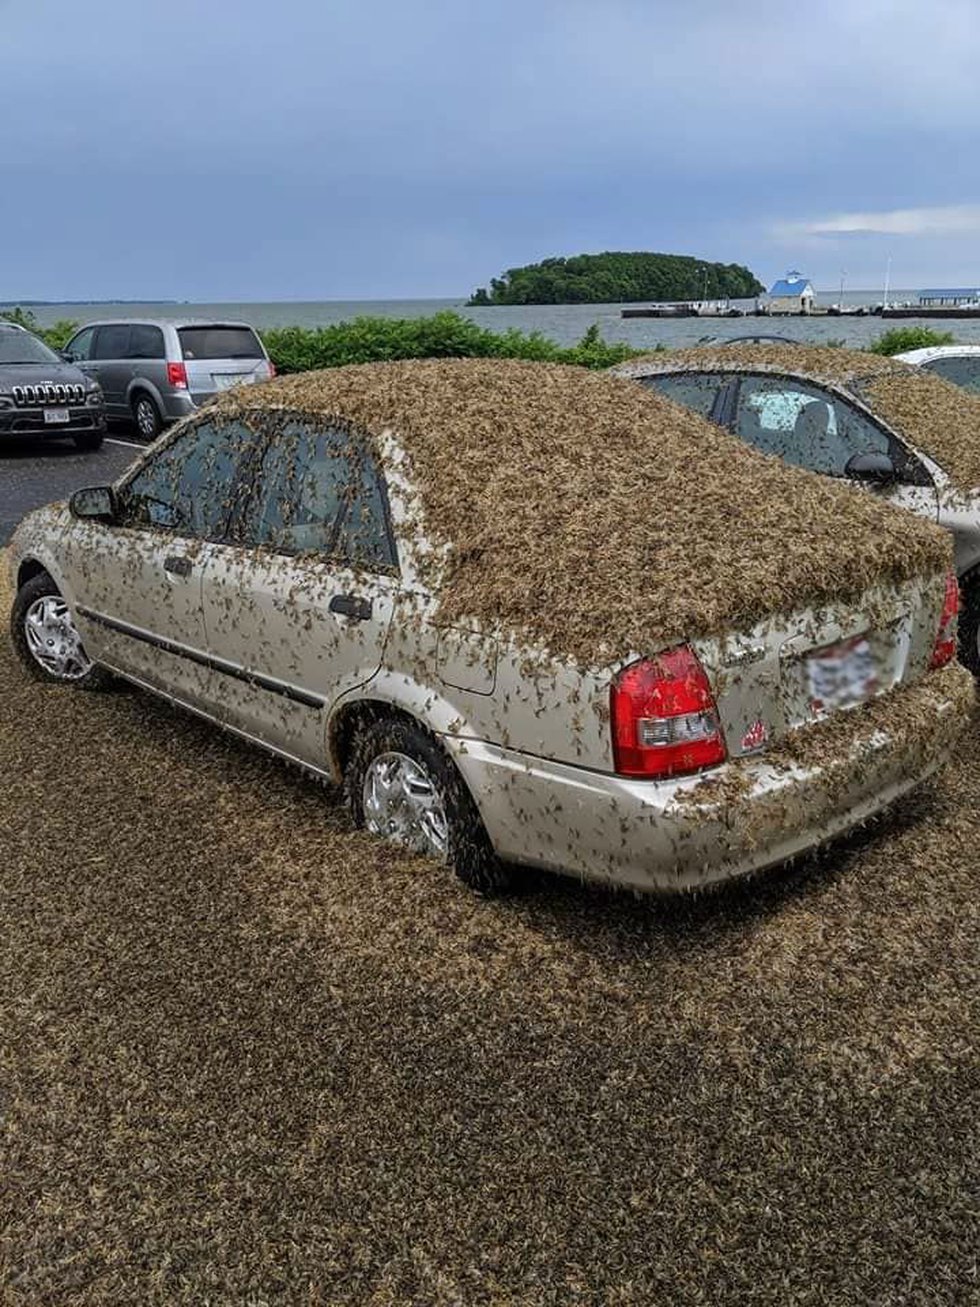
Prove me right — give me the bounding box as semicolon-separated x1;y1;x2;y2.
2;0;979;300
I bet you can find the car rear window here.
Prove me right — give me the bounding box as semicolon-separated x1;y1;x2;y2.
178;326;263;361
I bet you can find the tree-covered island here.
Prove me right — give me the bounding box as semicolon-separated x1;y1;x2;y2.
468;250;765;305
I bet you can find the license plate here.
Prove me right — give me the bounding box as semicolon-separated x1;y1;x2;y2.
44;407;70;424
212;373;254;390
808;636;877;713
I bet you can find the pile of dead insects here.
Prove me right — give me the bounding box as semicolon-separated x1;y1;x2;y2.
214;358;951;668
618;343;980;495
2;557;979;1305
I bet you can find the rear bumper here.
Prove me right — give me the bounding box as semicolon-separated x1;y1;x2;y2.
445;664;975;892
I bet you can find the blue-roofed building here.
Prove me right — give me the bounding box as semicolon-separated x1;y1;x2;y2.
767;271;815;314
919;288;980;307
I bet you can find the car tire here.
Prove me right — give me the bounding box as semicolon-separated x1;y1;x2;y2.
132;392;163;441
10;572;111;690
958;569;980;676
346;715;517;895
73;430;104;451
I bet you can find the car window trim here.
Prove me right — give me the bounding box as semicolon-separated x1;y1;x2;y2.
227;411;401;576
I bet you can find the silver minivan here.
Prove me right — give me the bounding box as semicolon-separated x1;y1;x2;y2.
62;318;274;439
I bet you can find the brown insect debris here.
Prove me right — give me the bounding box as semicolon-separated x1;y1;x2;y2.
215;358;951;667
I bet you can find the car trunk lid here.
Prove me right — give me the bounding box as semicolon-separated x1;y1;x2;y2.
691;572;943;759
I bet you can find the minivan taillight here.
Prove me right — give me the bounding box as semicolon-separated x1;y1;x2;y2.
611;646;727;779
167;362;188;389
930;572;960;669
267;361;277;378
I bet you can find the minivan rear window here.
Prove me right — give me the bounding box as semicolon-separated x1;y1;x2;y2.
178;326;263;361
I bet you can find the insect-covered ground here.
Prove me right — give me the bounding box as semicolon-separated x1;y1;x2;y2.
1;556;977;1306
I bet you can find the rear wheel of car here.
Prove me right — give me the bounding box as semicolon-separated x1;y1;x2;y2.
958;570;980;676
132;392;162;440
10;572;110;690
346;716;516;895
72;430;104;451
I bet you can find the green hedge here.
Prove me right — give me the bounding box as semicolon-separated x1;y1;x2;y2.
868;326;956;356
260;312;644;373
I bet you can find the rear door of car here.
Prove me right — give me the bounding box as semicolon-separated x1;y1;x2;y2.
177;324;270;406
90;324;133;416
126;323;169;402
726;372;940;521
199;415;399;765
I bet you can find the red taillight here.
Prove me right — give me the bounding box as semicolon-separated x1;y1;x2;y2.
930;572;960;669
267;361;277;378
167;361;188;389
611;645;727;779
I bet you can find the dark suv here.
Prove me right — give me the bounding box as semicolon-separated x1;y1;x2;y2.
0;322;106;450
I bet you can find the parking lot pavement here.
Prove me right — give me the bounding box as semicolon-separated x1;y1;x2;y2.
0;435;143;544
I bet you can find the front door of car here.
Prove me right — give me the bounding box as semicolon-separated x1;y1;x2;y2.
199;415;399;767
64;417;259;710
729;373;940;522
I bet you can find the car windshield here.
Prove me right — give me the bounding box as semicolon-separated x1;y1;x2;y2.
178;326;263;361
0;330;61;365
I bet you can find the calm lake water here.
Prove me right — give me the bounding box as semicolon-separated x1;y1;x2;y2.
19;291;980;350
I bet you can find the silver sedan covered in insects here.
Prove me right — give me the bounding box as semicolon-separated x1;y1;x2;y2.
8;359;974;894
612;343;980;673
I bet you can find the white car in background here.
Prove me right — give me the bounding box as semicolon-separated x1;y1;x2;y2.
894;345;980;394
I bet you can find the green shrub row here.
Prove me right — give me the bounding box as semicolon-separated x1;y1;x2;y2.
866;326;957;356
260;312;644;373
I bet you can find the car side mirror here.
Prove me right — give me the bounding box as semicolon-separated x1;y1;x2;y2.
845;451;897;485
60;350;76;362
70;485;117;523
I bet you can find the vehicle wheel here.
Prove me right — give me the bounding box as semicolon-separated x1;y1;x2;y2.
73;430;104;451
10;572;110;690
346;716;516;895
132;392;162;441
958;570;980;676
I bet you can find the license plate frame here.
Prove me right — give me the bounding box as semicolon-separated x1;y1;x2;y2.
808;635;877;714
43;407;71;425
212;373;254;391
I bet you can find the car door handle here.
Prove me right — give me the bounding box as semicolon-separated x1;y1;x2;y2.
329;593;372;621
164;555;192;578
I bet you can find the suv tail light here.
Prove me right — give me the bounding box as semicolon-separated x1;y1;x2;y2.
930;572;959;669
611;646;727;779
267;361;277;378
167;362;188;389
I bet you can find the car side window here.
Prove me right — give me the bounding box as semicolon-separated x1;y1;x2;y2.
733;375;891;476
64;327;95;362
93;324;131;360
119;419;257;539
128;325;166;360
239;419;396;569
922;355;980;394
639;373;724;420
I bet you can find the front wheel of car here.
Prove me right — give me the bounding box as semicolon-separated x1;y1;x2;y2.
132;393;162;441
958;570;980;676
346;716;516;895
10;573;111;690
